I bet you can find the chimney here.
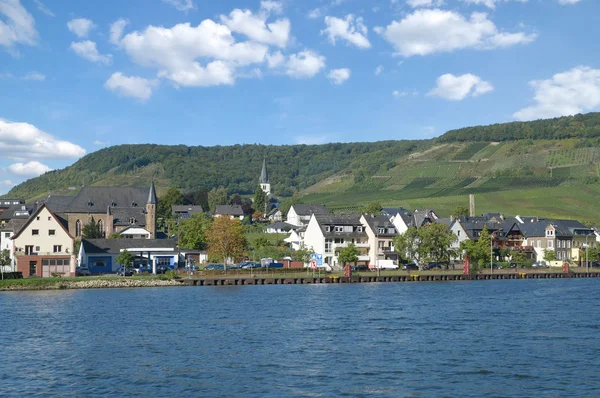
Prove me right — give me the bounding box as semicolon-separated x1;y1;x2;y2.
469;194;475;217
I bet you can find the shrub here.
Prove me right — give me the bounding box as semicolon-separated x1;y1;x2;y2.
1;272;23;280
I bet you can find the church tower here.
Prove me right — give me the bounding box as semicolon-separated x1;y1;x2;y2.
259;156;271;195
146;181;157;238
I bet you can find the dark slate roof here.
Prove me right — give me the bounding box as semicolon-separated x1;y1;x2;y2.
267;207;281;216
172;205;204;216
381;207;410;218
259;157;269;184
65;186;149;213
82;238;178;255
518;216;539;224
291;204;329;216
109;207;147;227
413;209;437;227
266;222;297;231
362;214;398;237
435;218;453;227
0;198;24;208
454;216;510;240
43;195;75;213
148;181;157;205
519;221;550;238
215;204;244;216
315;214;368;239
0;218;27;233
0;204;32;221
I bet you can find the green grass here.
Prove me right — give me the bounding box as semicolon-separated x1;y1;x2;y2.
453;142;490;160
472;142;505;160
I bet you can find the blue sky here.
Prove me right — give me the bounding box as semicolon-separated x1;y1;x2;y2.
1;0;599;193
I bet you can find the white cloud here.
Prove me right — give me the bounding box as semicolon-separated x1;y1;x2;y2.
0;179;14;186
308;8;322;19
104;72;158;101
295;135;330;145
23;71;44;80
8;160;52;176
514;66;600;121
375;65;384;76
375;9;536;57
220;8;290;48
109;18;128;45
407;0;444;7
428;73;493;100
393;90;408;97
327;68;351;85
0;0;37;51
162;0;195;11
460;0;528;9
93;140;109;146
33;0;53;17
70;40;112;65
266;51;285;68
285;50;326;78
119;20;269;87
322;14;370;49
67;18;95;38
260;0;283;14
0;119;86;160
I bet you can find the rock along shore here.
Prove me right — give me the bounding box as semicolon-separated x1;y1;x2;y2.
0;279;183;291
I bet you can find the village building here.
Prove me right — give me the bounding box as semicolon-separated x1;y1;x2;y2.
286;204;329;227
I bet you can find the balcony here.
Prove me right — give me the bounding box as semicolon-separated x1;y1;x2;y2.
355;242;370;248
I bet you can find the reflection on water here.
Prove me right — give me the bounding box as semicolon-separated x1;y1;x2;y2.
1;280;599;397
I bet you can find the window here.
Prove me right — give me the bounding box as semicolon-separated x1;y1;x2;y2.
93;260;106;267
48;217;51;221
49;259;56;266
378;228;385;234
537;240;541;248
56;259;63;266
98;220;104;236
32;229;39;236
548;240;553;248
335;226;343;232
53;245;62;253
325;226;331;232
357;226;363;232
29;261;37;276
42;259;49;266
35;246;40;251
457;231;461;237
4;232;9;238
567;241;571;248
325;240;332;253
49;230;56;236
36;216;40;221
25;245;34;255
75;220;82;237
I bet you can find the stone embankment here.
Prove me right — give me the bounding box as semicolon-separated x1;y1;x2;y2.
1;279;182;291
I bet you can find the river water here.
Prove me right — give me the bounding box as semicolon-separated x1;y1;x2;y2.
1;279;599;397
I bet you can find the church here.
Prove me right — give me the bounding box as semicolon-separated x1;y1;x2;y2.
43;182;158;239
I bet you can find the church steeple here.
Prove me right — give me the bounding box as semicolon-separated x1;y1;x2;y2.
147;181;157;205
259;157;271;195
259;157;269;184
146;181;157;238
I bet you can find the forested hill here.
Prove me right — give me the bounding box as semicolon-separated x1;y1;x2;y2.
5;140;425;200
439;113;600;142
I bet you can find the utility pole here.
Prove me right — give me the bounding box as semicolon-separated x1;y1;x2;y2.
177;213;181;269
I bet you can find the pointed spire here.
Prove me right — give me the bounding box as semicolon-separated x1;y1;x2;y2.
148;181;157;204
259;156;269;184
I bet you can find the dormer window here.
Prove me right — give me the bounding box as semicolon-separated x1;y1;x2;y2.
325;226;331;232
129;217;136;224
335;226;343;232
87;201;94;207
357;226;363;232
131;202;137;207
111;201;117;207
378;228;385;234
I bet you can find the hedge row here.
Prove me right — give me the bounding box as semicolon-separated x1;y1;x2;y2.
1;272;23;280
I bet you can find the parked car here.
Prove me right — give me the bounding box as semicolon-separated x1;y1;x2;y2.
492;263;504;269
76;266;91;276
266;262;284;269
156;264;175;274
509;262;519;269
204;264;224;271
591;261;600;268
401;263;419;271
116;266;133;276
351;264;370;272
424;262;443;270
532;261;549;268
241;262;262;269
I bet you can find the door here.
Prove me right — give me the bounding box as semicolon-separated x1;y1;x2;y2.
29;261;37;277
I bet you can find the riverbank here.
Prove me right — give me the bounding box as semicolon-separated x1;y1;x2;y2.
0;276;181;291
2;269;600;291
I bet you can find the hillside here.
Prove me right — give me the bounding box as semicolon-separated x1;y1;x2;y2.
5;112;600;223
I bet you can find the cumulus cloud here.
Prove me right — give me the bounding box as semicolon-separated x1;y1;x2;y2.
23;71;45;80
460;0;528;9
375;9;536;57
407;0;444;7
514;66;600;121
260;0;283;14
67;18;95;38
285;50;326;78
118;20;269;87
0;0;37;51
8;160;52;176
308;8;321;19
220;8;290;48
266;51;285;68
327;68;351;85
33;0;53;16
428;73;493;100
104;72;158;101
109;18;128;45
70;40;112;65
0;179;14;186
162;0;195;11
0;119;86;160
322;14;370;49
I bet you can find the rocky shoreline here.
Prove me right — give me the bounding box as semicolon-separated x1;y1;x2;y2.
0;278;183;291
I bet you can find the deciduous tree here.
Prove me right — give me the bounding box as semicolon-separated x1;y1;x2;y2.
453;206;469;217
206;217;246;273
115;250;134;268
82;217;103;239
208;187;229;214
180;213;212;250
158;187;185;221
338;244;359;266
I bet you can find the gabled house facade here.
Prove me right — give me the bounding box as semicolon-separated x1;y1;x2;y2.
286;204;329;227
214;205;244;220
303;214;369;269
360;214;398;268
11;204;76;277
521;220;595;264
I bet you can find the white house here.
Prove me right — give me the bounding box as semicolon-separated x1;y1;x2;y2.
286;204;329;227
214;205;244;220
360;214;399;269
303;213;369;270
118;226;151;239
